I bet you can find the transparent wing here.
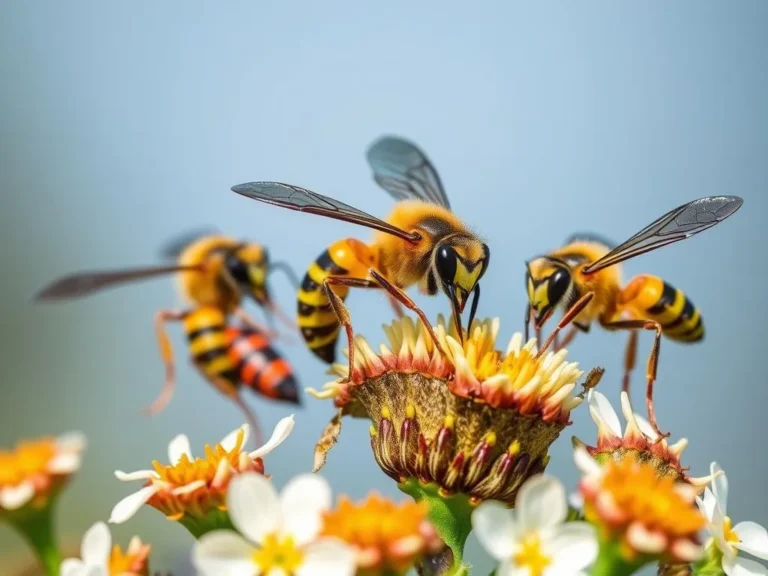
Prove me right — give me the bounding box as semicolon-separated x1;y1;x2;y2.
231;181;419;242
160;228;219;260
34;265;201;301
366;136;451;209
563;232;616;249
582;195;743;275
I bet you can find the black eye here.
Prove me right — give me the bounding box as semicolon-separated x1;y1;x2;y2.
548;267;571;304
225;253;249;286
478;243;490;280
435;245;457;283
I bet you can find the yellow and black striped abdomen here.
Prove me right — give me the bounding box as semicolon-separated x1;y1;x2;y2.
297;238;376;363
182;306;240;389
621;274;704;343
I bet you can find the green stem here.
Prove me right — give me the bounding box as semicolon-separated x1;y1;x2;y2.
399;479;473;576
10;504;61;576
178;508;236;539
589;538;647;576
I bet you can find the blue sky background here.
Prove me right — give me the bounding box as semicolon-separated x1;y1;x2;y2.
1;2;766;574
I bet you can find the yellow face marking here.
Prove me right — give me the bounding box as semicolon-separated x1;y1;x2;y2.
453;260;483;292
531;282;550;312
248;265;267;287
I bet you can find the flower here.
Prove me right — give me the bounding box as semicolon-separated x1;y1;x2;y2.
0;432;85;513
696;462;768;575
109;416;293;535
472;474;598;576
194;472;356;576
309;316;602;505
575;447;705;564
320;493;443;575
576;390;713;489
61;521;150;576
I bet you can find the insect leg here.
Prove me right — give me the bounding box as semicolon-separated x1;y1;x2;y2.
367;269;446;357
145;309;187;416
622;330;639;394
208;375;263;448
322;276;381;380
602;319;666;440
537;292;595;358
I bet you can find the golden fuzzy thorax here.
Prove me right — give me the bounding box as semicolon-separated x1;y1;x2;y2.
176;235;241;311
310;316;601;504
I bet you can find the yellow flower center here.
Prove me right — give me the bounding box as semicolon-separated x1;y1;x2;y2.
151;429;250;487
513;532;551;576
596;456;706;537
0;438;56;486
252;533;303;573
108;543;149;575
321;493;430;568
723;516;740;545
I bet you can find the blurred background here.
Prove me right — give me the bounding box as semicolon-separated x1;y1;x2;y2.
1;2;766;574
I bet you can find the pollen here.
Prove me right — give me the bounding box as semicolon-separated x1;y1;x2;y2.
321;493;441;573
252;534;303;573
513;532;552;576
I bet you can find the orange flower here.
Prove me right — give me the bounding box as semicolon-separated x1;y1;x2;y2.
321;493;442;575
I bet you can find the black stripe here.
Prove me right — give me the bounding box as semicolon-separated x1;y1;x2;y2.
312;342;337;363
681;316;704;339
193;346;230;365
301;273;319;292
648;282;677;315
301;324;339;340
316;249;348;275
297;300;332;317
220;368;241;385
187;325;226;342
663;297;696;329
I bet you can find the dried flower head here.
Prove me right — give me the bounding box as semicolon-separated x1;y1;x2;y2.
310;316;601;505
0;432;85;514
320;493;443;575
576;448;705;564
110;417;293;536
575;390;714;490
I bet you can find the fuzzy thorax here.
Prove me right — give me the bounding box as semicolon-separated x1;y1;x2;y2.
310;316;601;505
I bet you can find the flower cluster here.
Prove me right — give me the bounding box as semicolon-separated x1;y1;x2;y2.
310;316;601;505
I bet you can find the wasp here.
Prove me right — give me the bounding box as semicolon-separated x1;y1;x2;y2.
525;195;743;437
231;136;490;366
35;233;301;443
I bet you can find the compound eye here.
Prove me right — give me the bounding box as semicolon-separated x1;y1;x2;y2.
548;267;571;304
435;245;458;283
478;243;490;281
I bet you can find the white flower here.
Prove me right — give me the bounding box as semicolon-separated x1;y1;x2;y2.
60;521;150;576
0;432;86;511
472;474;598;576
194;472;356;576
697;463;768;575
109;416;294;524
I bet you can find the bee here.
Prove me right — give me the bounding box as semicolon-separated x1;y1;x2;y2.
525;195;743;436
35;233;301;443
231;136;490;366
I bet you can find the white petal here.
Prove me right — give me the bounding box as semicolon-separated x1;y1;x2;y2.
698;487;718;522
518;474;567;531
296;538;357;576
172;480;207;496
56;431;87;452
280;474;332;546
249;415;295;459
496;559;527;576
114;469;159;482
194;530;257;576
0;482;35;510
220;424;250;453
108;485;159;524
48;452;82;474
573;447;601;476
60;558;85;576
227;472;281;545
588;390;621;436
633;413;658;441
168;434;192;465
735;522;768;560
471;501;518;561
547;522;598;571
711;462;728;515
81;521;111;566
723;554;768;576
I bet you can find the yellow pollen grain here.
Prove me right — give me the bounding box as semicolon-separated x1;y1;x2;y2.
369;425;377;437
381;407;391;419
252;533;303;573
406;405;416;419
484;432;497;446
444;414;455;429
513;532;551;576
508;440;521;455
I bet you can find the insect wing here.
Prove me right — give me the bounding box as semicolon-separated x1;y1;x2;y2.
35;265;201;301
231;181;419;242
582;195;743;274
159;228;219;260
366;136;451;209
